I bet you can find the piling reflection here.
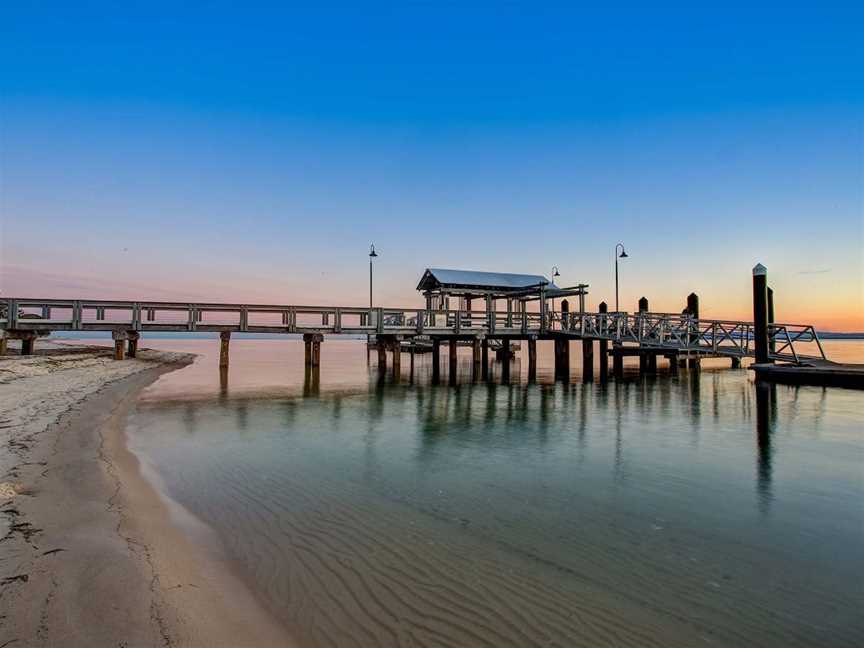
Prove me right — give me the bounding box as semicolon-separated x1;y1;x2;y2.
755;380;776;514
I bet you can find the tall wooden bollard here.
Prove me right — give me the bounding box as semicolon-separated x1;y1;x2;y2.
767;287;775;356
687;292;700;368
638;297;649;373
582;339;594;382
752;264;770;364
219;331;231;368
527;337;537;381
598;302;609;381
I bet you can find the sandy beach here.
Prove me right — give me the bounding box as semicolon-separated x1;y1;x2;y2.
0;343;295;647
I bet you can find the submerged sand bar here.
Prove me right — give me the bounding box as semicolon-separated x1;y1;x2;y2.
0;344;295;647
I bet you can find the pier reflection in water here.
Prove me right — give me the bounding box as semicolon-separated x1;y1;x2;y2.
129;339;863;648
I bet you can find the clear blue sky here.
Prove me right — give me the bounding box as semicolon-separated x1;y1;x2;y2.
1;2;862;328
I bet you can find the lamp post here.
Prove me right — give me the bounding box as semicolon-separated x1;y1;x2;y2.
369;244;378;311
550;266;561;316
615;243;628;312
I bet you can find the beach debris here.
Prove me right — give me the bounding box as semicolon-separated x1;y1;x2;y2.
0;483;20;498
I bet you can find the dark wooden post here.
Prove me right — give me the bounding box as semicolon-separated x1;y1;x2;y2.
582;339;594;382
377;338;387;369
687;292;700;369
219;331;231;368
21;335;35;356
481;338;489;379
612;343;623;378
449;338;458;382
391;339;401;373
527;337;537;381
112;331;127;361
0;334;7;356
472;337;481;379
598;301;609;381
432;338;441;382
304;333;323;368
767;286;775;356
127;331;139;358
752;264;770;364
500;340;511;382
561;299;569;331
554;339;569;380
638;297;648;373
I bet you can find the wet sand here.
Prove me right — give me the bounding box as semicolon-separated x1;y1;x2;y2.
0;345;295;647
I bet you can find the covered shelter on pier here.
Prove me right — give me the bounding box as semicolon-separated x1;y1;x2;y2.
416;268;589;313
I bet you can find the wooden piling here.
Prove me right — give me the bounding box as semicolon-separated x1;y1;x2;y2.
219;331;231;368
20;336;35;356
114;339;125;360
554;339;569;380
638;297;649;373
767;286;775;355
687;292;700;369
472;338;482;379
582;339;594;382
598;301;609;381
527;337;537;381
304;333;323;368
391;339;401;373
127;331;140;358
731;356;741;368
377;339;387;369
481;338;489;380
0;335;6;356
432;338;441;382
449;338;458;379
612;343;623;378
752;264;770;364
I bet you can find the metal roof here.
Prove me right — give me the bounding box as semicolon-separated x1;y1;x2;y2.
417;268;554;292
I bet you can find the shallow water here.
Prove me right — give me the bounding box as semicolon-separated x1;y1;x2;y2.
127;339;864;647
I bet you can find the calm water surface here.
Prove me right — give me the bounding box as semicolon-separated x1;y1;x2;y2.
127;339;864;647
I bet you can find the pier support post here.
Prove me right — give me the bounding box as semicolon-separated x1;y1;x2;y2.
598;302;609;381
472;338;482;379
500;340;511;382
112;330;128;361
304;333;323;368
554;339;569;380
432;338;441;382
582;339;594;382
481;338;489;380
127;331;140;358
391;339;401;373
0;333;6;356
668;354;679;375
731;356;741;368
527;337;537;381
219;331;231;368
449;338;458;381
612;343;624;379
752;264;770;364
377;339;387;369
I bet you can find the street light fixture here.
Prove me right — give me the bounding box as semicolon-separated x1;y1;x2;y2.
369;244;378;311
615;243;628;312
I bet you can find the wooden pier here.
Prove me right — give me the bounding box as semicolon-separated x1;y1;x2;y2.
2;265;857;388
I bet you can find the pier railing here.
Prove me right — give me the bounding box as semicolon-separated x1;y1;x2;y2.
1;298;825;361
